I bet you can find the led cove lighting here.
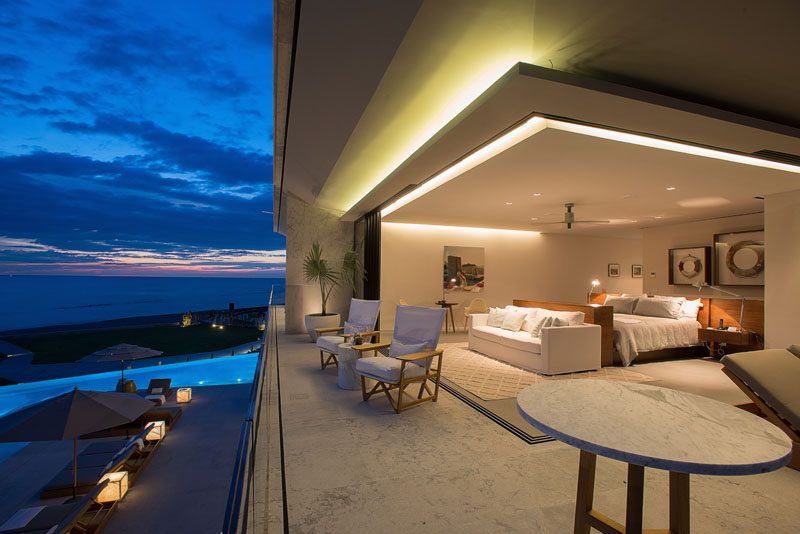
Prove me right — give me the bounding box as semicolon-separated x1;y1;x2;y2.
379;115;800;220
380;117;547;217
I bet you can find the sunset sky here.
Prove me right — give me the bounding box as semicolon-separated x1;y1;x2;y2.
0;0;283;277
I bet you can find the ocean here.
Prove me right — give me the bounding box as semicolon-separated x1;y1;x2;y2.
0;276;285;332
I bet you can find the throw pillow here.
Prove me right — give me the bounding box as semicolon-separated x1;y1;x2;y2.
501;309;528;331
520;309;542;333
530;316;554;338
487;307;507;327
633;297;681;319
603;295;638;314
678;298;702;320
543;309;585;325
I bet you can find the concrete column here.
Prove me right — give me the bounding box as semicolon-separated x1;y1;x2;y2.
285;195;354;334
764;189;800;348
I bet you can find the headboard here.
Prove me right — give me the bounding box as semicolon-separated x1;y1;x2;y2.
513;298;614;366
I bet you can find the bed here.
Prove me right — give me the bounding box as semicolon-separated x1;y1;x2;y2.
613;313;702;366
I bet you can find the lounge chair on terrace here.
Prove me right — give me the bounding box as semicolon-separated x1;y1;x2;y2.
0;479;117;534
80;405;182;439
80;424;153;456
721;347;800;470
353;305;446;413
315;298;381;370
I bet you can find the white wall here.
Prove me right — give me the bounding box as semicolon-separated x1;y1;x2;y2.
641;213;764;299
765;190;800;349
380;222;642;327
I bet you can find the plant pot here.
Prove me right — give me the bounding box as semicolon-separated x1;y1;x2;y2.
304;313;341;342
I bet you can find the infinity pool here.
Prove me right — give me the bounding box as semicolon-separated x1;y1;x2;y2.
0;353;257;463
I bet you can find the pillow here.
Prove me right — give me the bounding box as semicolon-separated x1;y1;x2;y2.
787;345;800;358
344;321;372;334
389;339;428;358
501;309;528;331
542;309;585;326
603;295;638;314
151;387;162;394
487;307;507;327
633;297;681;319
520;309;542;333
650;295;686;305
678;298;702;320
531;316;554;338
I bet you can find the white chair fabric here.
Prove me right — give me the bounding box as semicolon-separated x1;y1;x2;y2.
355;305;446;382
317;335;345;354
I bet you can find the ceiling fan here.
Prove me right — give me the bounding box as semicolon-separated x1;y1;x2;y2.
531;202;610;229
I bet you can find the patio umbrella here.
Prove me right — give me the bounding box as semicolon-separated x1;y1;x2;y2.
91;343;163;362
0;387;154;498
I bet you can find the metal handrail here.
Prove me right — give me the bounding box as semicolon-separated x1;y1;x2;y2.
221;285;274;534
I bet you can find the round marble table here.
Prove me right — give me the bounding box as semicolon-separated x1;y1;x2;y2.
517;380;792;534
336;343;361;390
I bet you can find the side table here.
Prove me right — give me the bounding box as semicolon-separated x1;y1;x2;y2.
435;300;458;333
337;343;360;390
697;327;756;357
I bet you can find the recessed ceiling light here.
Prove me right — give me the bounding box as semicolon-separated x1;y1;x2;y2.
505;201;513;205
654;216;663;219
530;217;538;221
666;186;677;191
532;193;541;197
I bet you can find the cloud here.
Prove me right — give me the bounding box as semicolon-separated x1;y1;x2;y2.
0;54;27;71
51;114;273;186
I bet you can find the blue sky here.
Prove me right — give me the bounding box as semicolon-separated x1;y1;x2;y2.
0;0;284;276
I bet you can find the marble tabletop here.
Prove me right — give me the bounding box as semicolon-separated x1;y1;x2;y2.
517;380;792;475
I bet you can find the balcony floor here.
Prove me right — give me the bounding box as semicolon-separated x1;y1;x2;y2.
275;324;800;533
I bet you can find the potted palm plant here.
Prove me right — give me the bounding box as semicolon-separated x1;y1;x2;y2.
302;241;364;341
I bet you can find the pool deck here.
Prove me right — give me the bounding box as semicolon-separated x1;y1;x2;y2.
0;383;250;533
0;340;261;384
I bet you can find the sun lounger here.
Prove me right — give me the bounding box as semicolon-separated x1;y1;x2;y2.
41;426;161;499
79;405;182;439
1;479;116;534
721;348;800;470
146;378;173;400
79;425;152;456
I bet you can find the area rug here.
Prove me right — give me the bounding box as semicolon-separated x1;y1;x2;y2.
439;342;656;401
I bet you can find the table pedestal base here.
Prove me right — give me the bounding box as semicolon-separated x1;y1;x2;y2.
574;450;689;534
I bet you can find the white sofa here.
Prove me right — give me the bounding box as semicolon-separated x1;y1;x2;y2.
468;309;601;375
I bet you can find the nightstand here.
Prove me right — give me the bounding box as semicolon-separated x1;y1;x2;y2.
697;328;756;357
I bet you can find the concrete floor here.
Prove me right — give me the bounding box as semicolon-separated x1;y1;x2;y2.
277;329;800;533
0;384;249;533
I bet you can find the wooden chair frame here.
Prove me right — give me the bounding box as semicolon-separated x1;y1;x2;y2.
722;367;800;470
352;341;443;413
315;327;380;370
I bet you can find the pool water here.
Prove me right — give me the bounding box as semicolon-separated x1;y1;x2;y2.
0;353;257;463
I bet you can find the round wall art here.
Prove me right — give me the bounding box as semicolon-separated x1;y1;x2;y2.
669;246;711;285
714;230;765;286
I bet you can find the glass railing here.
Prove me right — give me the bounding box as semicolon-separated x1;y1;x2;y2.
221;285;285;533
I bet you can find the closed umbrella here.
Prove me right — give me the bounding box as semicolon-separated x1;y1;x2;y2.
0;388;154;498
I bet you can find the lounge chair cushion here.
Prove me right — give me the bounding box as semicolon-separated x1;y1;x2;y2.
722;349;800;429
356;356;427;383
316;335;345;354
145;394;166;405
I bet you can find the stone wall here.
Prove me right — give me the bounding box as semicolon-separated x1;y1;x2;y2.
285;195;354;334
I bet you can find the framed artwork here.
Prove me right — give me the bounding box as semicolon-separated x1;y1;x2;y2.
714;230;764;286
608;263;620;277
443;246;485;294
669;247;711;285
632;264;643;278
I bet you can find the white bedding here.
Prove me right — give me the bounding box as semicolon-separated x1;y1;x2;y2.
614;313;701;366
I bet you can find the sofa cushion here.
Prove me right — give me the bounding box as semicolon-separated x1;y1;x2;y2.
471;325;541;354
501;309;528;331
487;307;506;327
722;349;800;429
539;309;585;326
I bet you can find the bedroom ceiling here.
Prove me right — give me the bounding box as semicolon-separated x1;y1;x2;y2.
381;126;799;237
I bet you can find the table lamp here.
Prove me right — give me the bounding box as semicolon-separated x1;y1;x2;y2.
587;279;600;303
692;281;746;332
